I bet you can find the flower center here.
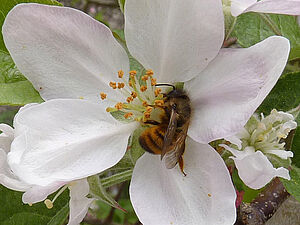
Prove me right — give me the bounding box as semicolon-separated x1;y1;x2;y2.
101;69;167;123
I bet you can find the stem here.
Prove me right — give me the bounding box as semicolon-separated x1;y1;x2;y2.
259;13;282;36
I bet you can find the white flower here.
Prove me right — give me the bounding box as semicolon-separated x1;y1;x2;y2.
230;0;300;17
221;109;297;189
2;1;290;224
0;120;93;225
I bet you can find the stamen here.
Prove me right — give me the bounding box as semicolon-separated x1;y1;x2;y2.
146;106;153;113
127;96;134;103
131;92;137;98
143;101;148;107
151;78;157;86
129;81;133;87
141;75;149;81
118;82;125;89
100;92;107;100
109;82;117;89
143;112;151;120
155;100;164;106
129;70;137;76
44;199;53;209
79;96;84;100
146;69;154;76
115;102;124;110
154;88;162;97
106;107;117;112
124;112;133;119
140;85;147;92
118;70;124;78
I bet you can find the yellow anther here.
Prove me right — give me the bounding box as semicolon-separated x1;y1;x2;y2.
109;81;117;89
106;107;112;112
146;106;153;113
129;70;137;76
144;112;151;119
208;193;212;197
117;82;125;89
124;112;133;119
115;102;124;110
154;88;162;97
155;100;164;107
131;92;137;98
79;96;84;100
28;203;33;207
118;70;124;78
151;78;157;86
141;75;149;81
44;199;53;209
100;92;107;100
146;69;154;76
127;96;134;103
142;101;148;107
140;85;147;92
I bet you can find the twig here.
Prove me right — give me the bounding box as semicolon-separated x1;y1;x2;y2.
235;178;289;225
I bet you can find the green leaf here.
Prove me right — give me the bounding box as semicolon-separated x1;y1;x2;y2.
0;51;43;105
47;204;69;225
0;185;69;225
281;166;300;203
88;175;125;211
0;0;62;53
257;72;300;115
233;13;300;60
292;126;300;168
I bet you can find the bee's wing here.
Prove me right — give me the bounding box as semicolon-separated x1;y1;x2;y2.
164;123;189;169
161;108;178;159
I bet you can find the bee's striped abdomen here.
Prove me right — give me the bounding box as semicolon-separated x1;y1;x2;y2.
139;126;166;155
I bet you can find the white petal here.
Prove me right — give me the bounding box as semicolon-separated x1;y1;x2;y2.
8;99;138;186
124;0;224;83
0;149;30;191
130;138;236;225
0;124;14;154
233;151;290;189
221;144;256;159
22;182;65;204
68;179;94;225
231;0;258;17
3;3;129;105
265;150;294;159
186;36;290;143
244;0;300;16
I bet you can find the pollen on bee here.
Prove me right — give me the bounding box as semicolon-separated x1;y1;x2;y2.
141;75;149;81
129;70;137;76
154;88;162;97
109;81;117;89
44;199;53;209
115;102;124;110
151;78;157;86
118;82;125;89
131;91;137;98
140;85;147;92
124;112;133;119
118;70;124;78
154;99;164;106
127;96;134;103
146;69;154;76
100;92;107;100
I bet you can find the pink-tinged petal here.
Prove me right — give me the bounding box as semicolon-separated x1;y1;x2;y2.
0;150;30;191
244;0;300;16
68;179;94;225
22;182;65;204
265;150;294;159
124;0;224;83
3;4;129;105
231;0;259;17
233;151;290;189
8;99;138;186
130;138;236;225
186;36;290;143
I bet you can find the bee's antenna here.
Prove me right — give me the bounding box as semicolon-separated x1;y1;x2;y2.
155;84;176;90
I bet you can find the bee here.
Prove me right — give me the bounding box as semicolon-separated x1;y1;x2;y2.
139;85;191;175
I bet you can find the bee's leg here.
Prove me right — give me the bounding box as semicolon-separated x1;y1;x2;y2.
178;156;187;176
